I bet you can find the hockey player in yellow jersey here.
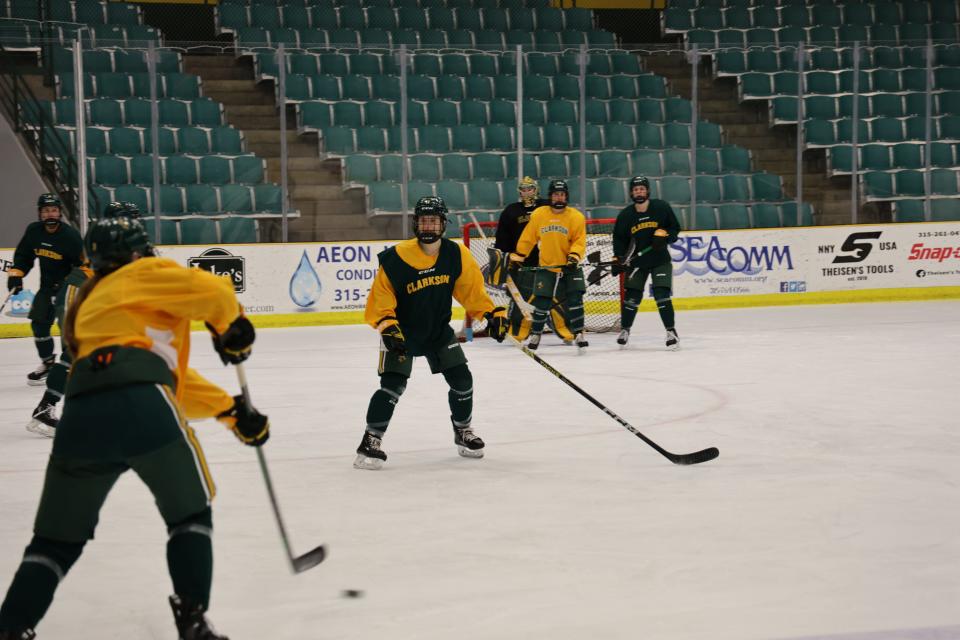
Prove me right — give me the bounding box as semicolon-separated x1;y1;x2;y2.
355;196;508;470
511;179;589;352
494;177;575;343
0;217;269;640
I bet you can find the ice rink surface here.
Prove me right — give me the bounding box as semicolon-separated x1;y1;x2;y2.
1;301;959;640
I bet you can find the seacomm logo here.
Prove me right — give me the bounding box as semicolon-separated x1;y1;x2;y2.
189;248;245;293
916;269;926;278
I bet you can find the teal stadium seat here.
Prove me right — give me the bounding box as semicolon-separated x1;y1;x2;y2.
220;217;258;243
180;218;219;244
220;185;254;214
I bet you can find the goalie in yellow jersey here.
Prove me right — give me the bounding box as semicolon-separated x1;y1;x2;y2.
511;179;589;352
0;217;268;640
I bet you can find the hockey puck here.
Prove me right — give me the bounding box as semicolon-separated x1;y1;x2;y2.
341;589;364;598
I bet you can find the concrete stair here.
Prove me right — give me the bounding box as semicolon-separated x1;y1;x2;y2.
184;54;397;242
643;52;881;226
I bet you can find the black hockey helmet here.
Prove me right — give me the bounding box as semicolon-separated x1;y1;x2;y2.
629;176;651;204
547;179;568;209
85;217;153;273
37;193;63;227
121;201;141;219
37;193;62;210
103;201;126;218
413;196;448;243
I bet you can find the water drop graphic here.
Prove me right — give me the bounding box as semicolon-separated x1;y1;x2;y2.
289;251;322;308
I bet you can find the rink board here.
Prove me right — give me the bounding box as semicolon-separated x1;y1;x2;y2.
2;221;959;337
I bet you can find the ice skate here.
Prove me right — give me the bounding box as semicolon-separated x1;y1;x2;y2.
26;400;57;438
169;595;228;640
526;333;541;351
354;431;387;470
27;358;54;386
575;332;589;355
665;328;680;351
454;427;484;458
616;329;630;348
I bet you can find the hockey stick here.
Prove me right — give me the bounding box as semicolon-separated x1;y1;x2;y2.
0;290;13;315
235;363;327;573
498;279;717;466
505;334;718;465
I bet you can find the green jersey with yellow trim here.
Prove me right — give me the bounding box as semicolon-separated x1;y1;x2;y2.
378;238;463;356
612;199;681;270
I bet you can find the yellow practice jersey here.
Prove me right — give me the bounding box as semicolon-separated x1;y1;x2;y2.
365;238;497;332
71;256;239;418
514;205;587;271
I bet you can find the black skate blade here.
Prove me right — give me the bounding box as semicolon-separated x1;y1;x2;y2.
291;545;327;573
669;447;719;466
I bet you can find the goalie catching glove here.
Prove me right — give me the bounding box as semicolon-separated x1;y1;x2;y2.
484;307;508;342
380;323;406;356
485;248;512;287
208;315;255;365
218;394;270;447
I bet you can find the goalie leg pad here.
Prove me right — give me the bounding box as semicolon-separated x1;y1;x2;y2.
485;248;510;286
365;372;407;435
564;291;585;334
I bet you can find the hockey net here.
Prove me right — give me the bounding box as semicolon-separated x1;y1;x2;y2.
461;218;624;336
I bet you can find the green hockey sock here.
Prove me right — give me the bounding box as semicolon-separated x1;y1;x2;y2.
167;510;213;609
32;323;54;361
653;287;675;330
621;291;642;330
365;373;406;435
0;537;84;631
442;364;473;429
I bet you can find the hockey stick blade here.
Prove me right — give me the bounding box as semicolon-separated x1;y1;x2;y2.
236;364;327;574
508;335;719;466
666;446;719;466
292;545;327;573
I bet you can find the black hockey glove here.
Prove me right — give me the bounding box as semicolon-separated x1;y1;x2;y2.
485;307;508;343
219;395;269;447
207;315;255;365
610;257;625;276
565;254;580;271
381;324;407;357
651;229;669;250
7;274;23;294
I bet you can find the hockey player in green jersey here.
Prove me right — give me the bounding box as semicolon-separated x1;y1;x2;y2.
611;176;682;350
7;194;85;385
356;196;508;470
26;202;137;437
